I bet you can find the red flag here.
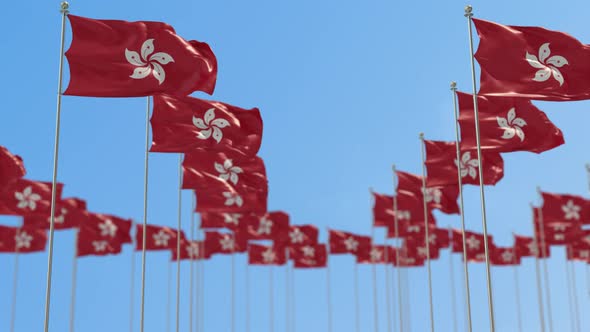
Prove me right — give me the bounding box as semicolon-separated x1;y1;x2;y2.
393;254;425;267
566;246;590;262
424;140;504;187
248;244;286;265
194;185;267;213
246;212;290;241
373;192;436;231
64;15;217;97
328;230;371;255
396;171;460;215
287;225;319;247
473;18;590;101
539;192;590;224
183;151;267;193
204;231;248;255
76;228;123;257
535;221;583;246
0;146;25;185
0;179;64;216
171;240;208;261
403;239;441;260
355;245;394;264
199;212;251;230
451;230;493;261
0;226;47;253
150;95;263;156
82;213;132;245
135;224;186;250
490;246;520;266
23;198;88;230
292;244;327;268
514;234;550;258
457;92;564;154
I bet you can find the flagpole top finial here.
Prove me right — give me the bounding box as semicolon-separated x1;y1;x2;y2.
585;163;590;171
60;1;69;13
392;164;396;171
450;81;457;90
464;5;473;17
419;132;424;139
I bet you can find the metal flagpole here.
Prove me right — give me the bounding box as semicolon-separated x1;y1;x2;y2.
326;243;333;332
392;165;403;332
175;156;183;332
139;95;152;332
384;234;393;332
371;226;380;332
529;204;546;332
270;265;275;332
10;251;20;332
450;82;474;332
565;252;575;332
418;133;435;332
231;232;236;332
246;259;250;332
403;268;412;332
512;246;523;332
199;238;205;332
167;262;172;332
464;7;496;331
69;231;79;332
448;227;458;332
536;189;554;332
285;249;290;332
130;221;136;332
354;261;361;332
189;201;195;332
292;264;296;332
44;3;69;331
569;261;581;332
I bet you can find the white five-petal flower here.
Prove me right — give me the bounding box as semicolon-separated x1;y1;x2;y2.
15;231;33;249
220;235;235;251
302;245;315;257
502;250;514;263
580;250;590;259
99;219;118;238
153;230;171;247
262;248;276;263
47;208;68;224
193;108;231;143
526;43;568;86
289;228;304;244
223;192;243;207
223;213;241;225
125;39;174;85
455;151;479;179
423;188;442;204
186;243;200;259
257;217;273;235
92;241;109;252
15;186;41;211
214;159;243;185
497;108;527;142
394;210;411;221
466;235;480;250
562;200;581;220
370;248;383;262
343;236;359;252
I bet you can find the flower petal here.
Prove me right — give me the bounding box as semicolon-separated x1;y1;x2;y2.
196;128;212;140
141;39;155;61
547;55;568;68
29;201;37;210
222;192;232;198
214;162;226;173
17;201;27;209
515;127;525;142
507;108;516;123
225;197;235;206
30;194;41;201
539;43;551;63
230;173;238;185
236;196;243;207
512;118;527;127
212;127;223;143
462;152;471;163
149;52;174;65
496;116;508;128
130;66;151;79
204;108;216;125
125;49;146;66
192;116;208;130
468;167;477;179
211;118;230;128
467;159;479;167
533;68;551;82
151;62;166;85
551;68;565;86
231;166;243;174
15;192;23;200
501;128;516;140
24;187;31;196
219;173;230;181
525;52;545;69
223;159;233;169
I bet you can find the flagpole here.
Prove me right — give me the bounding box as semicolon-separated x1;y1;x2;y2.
139;94;152;332
450;82;474;332
448;227;458;332
565;251;575;332
391;165;403;332
418;133;435;332
69;231;79;332
536;188;554;332
512;247;523;332
9;251;20;332
189;201;195;332
384;234;393;332
231;232;236;332
370;226;380;332
167;261;172;332
464;7;496;331
175;155;183;332
354;261;361;332
199;237;205;332
246;258;250;332
326;243;333;332
44;3;69;331
285;249;290;332
529;204;546;332
270;265;275;332
569;260;581;332
130;221;136;332
403;268;412;332
292;264;296;332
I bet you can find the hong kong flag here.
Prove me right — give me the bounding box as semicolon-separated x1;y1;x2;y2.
575;229;590;248
0;179;64;216
150;94;263;156
328;230;371;255
424;140;504;187
171;240;208;261
204;231;248;255
76;228;123;257
287;225;319;247
246;212;290;241
490;246;520;266
403;239;441;260
64;15;217;97
82;213;132;245
0;146;25;185
396;171;460;215
292;244;327;268
566;246;590;262
182;151;267;193
457;92;564;153
248;244;287;265
535;221;583;246
135;224;186;251
194;185;268;213
473;18;590;101
539;192;590;224
0;226;47;253
199;212;252;230
393;254;425;267
451;230;493;261
23;198;88;230
514;234;550;258
373;192;436;230
356;245;394;264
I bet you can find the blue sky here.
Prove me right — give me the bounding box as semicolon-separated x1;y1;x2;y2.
2;0;590;331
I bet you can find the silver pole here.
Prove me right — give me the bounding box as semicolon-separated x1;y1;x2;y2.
326;244;333;332
513;254;523;332
464;6;495;330
44;3;69;331
189;201;195;332
565;254;575;332
199;238;205;332
569;261;581;332
384;234;393;332
391;165;403;332
354;263;361;332
167;262;171;332
10;252;20;332
130;221;136;332
371;226;380;332
246;259;250;332
536;190;554;332
270;265;275;332
448;228;458;332
403;268;412;332
175;155;183;332
450;82;474;332
285;249;290;332
139;95;151;332
292;265;297;332
587;265;590;299
231;233;236;332
530;204;546;332
418;133;435;332
69;232;79;332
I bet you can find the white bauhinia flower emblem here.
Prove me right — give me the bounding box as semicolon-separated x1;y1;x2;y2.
92;241;109;252
502;251;514;263
423;188;442;204
47;208;68;224
580;250;590;259
223;213;241;226
417;246;428;257
257;217;273;235
153;230;171;247
289;228;304;244
526;43;568;86
220;235;235;251
302;245;315;257
214;159;243;185
15;231;32;249
15;186;41;211
186;243;200;258
99;219;118;237
193;108;230;143
394;210;411;221
262;248;276;263
454;152;479;179
554;233;565;241
475;253;486;261
222;192;243;207
407;225;421;233
343;237;359;252
466;235;480;250
551;224;567;232
497;108;527;142
528;242;538;256
428;233;437;245
562;200;581;220
370;248;383;262
125;39;174;85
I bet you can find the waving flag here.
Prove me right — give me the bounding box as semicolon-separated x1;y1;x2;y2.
248;244;286;265
194;184;267;213
204;231;248;255
82;213;132;245
0;179;64;216
473;18;590;101
64;15;217;97
199;212;252;230
328;230;371;255
514;234;550;258
171;239;208;261
287;225;319;247
77;228;123;257
424;140;504;187
457;92;564;153
539;191;590;224
0;146;25;185
135;224;185;251
355;245;394;264
246;211;290;241
535;220;583;246
150;94;263;156
566;246;590;262
0;226;47;253
292;244;327;268
490;246;520;266
373;192;436;230
451;230;493;262
23;198;88;230
396;171;460;215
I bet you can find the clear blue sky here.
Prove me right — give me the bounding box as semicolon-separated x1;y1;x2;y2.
1;0;590;331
